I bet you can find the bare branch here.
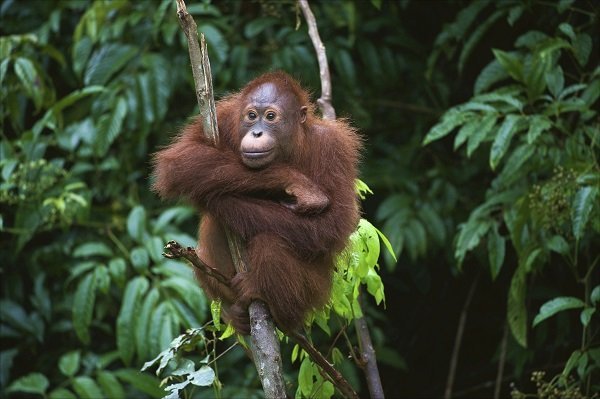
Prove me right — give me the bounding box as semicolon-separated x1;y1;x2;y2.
163;240;230;286
298;0;335;120
444;273;480;399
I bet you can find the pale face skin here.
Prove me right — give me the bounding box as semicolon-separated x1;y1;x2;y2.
239;83;306;169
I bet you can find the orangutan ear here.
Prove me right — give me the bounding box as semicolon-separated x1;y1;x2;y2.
300;106;308;124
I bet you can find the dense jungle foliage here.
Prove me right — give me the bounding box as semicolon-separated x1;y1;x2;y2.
1;0;599;398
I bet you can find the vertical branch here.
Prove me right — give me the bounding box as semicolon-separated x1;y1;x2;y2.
355;294;385;399
444;273;480;399
298;0;336;120
174;1;286;397
175;0;218;144
298;1;384;398
494;323;508;399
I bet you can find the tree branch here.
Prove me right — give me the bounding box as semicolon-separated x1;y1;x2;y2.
444;273;480;399
298;0;335;121
298;1;385;397
173;1;286;397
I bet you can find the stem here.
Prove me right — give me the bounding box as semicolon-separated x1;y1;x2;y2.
494;324;508;399
444;273;479;399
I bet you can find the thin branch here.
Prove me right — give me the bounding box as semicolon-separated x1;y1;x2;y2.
173;1;285;397
444;273;480;399
298;0;335;120
163;240;230;286
299;1;385;397
494;323;508;399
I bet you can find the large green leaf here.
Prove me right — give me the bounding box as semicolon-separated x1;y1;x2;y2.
532;297;585;327
114;369;165;398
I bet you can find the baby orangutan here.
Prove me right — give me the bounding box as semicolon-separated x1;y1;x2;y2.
152;71;361;334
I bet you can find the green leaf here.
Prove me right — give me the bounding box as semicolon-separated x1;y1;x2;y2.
97;371;125;399
114;369;165;398
526;115;552;144
14;57;43;109
117;277;149;365
58;351;80;377
130;247;150;271
488;228;505;281
244;17;277;38
423;111;470;145
580;308;595;327
562;350;582;379
84;44;138;85
532;297;585;327
507;266;527;347
127;205;147;243
136;288;160;362
572;186;598;241
7;373;49;395
545;66;564;98
299;358;314;397
474;60;509;94
591;285;600;304
73;242;113;258
73;36;93;77
492;49;523;82
466;113;498;157
546;235;570;255
455;218;491;267
454;118;480;151
572;33;592;66
558;23;576;41
72;376;104;399
49;388;77;399
95;97;127;156
73;273;97;344
490;115;521;170
188;366;215;387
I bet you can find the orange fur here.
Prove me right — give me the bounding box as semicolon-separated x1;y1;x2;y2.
152;72;362;333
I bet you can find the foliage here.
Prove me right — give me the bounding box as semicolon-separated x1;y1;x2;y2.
423;0;599;394
2;0;599;397
0;0;392;397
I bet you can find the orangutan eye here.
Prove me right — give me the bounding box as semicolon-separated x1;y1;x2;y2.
247;111;257;120
265;111;276;121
